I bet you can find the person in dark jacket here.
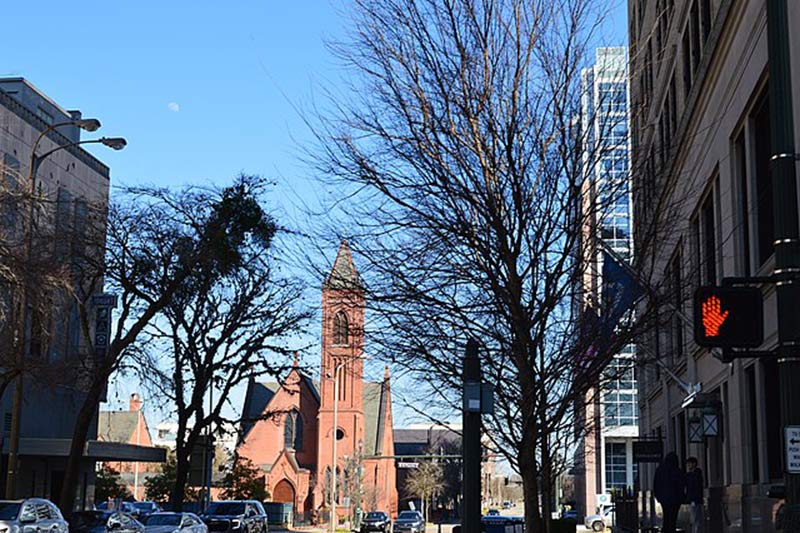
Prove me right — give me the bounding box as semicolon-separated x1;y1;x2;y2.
654;452;686;533
686;457;704;533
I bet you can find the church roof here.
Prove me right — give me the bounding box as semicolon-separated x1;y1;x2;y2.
323;240;364;291
239;374;392;457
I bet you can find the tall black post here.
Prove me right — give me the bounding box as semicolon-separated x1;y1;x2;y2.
767;0;800;523
462;339;482;532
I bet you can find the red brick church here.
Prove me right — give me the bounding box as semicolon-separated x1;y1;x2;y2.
237;241;398;520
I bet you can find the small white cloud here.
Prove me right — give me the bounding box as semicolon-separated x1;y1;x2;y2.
167;102;180;113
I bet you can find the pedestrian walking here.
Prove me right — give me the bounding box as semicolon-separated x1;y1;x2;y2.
686;457;705;533
654;452;686;533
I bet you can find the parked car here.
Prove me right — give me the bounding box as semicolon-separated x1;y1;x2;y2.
393;511;424;533
360;511;391;533
96;502;137;514
0;499;69;533
131;503;162;519
70;511;144;533
486;509;501;516
584;506;615;532
144;513;207;533
199;501;268;533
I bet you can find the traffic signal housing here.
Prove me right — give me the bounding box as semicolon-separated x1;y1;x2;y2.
693;286;763;348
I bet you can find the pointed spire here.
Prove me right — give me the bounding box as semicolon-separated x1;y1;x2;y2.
323;240;364;290
384;365;390;380
292;352;299;368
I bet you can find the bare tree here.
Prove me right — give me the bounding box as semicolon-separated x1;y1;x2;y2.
59;175;287;513
134;176;310;507
304;1;677;531
405;462;444;523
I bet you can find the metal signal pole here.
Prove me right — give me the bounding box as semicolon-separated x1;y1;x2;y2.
462;339;481;533
766;0;800;525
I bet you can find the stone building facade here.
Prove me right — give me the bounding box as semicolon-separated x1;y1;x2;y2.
629;0;800;530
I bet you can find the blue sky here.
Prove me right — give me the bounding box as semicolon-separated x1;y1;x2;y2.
3;0;628;429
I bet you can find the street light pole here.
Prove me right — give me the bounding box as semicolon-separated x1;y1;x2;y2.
330;359;344;533
3;120;124;498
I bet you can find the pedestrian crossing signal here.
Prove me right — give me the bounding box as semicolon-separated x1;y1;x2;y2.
693;286;763;348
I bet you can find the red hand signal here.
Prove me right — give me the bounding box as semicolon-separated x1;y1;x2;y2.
701;295;729;337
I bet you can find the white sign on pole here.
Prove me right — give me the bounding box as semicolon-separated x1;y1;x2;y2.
786;426;800;474
596;493;611;508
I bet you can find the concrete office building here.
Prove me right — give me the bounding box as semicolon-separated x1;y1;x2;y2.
0;78;163;508
629;1;800;530
573;47;639;519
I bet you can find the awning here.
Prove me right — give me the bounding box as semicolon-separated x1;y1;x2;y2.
1;438;166;462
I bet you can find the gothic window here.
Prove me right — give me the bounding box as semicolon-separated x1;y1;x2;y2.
332;311;349;346
284;410;302;451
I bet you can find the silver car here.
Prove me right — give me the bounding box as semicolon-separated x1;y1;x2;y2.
144;513;208;533
0;499;69;533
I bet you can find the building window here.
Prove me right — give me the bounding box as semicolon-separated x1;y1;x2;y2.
763;359;783;480
734;130;751;276
605;442;628;491
603;346;638;428
284;410;302;451
746;365;760;482
332;311;349;346
702;193;716;284
753;91;773;266
668;250;684;361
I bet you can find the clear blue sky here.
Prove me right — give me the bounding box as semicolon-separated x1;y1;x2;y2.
3;0;627;429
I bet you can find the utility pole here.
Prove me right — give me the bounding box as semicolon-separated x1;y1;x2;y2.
462;339;481;533
766;0;800;525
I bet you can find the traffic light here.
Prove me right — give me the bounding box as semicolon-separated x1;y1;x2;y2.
693;286;763;348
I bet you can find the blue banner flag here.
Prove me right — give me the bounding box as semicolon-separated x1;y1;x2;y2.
601;250;645;334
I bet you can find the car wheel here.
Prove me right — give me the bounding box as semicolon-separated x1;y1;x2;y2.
591;521;604;532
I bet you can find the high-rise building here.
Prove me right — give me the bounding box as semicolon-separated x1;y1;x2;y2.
572;47;639;519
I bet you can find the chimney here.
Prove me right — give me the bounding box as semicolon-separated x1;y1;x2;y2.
129;393;142;412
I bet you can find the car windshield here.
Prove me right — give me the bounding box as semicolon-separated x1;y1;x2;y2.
366;512;385;519
205;503;246;516
0;503;21;521
146;515;181;526
134;503;155;511
398;512;418;520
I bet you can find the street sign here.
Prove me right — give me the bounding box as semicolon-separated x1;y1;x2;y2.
786;426;800;474
632;440;663;463
397;462;419;469
688;418;703;443
693;286;763;348
596;493;611;508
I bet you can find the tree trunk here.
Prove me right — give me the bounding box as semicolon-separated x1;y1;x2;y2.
58;377;104;514
540;435;553;533
171;444;192;510
519;426;542;533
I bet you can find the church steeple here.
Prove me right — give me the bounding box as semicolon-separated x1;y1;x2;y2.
323;240;364;291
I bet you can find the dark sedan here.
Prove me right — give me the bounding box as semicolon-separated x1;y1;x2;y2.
393;511;424;533
361;511;391;533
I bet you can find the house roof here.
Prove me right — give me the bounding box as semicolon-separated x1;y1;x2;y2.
239;371;320;442
323;240;364;290
97;411;140;444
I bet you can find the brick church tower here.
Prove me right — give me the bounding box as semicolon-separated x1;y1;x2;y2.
315;240;366;509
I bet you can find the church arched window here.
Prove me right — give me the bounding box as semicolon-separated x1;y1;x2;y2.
284;410;303;451
332;311;349;346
